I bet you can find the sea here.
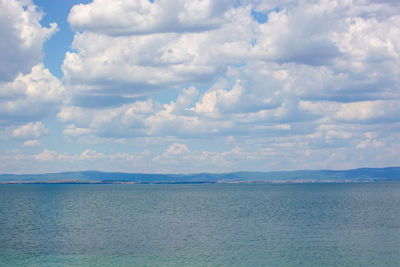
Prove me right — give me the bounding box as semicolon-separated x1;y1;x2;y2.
1;183;400;266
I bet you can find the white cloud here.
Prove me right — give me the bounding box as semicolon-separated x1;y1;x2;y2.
334;100;400;122
20;148;154;173
0;0;57;82
0;1;63;140
165;143;189;155
33;149;61;161
193;80;243;115
58;100;153;137
22;139;40;147
0;64;65;125
80;149;105;161
3;129;400;173
62;4;254;100
68;0;231;35
63;124;93;137
299;100;400;123
12;121;48;139
62;0;400;117
2;0;397;172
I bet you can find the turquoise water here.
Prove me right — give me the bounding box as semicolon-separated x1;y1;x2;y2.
1;183;400;266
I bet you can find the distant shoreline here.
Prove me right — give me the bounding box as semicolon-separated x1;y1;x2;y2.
0;179;396;185
1;167;399;184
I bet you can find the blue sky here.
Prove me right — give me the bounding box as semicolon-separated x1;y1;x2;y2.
1;0;400;174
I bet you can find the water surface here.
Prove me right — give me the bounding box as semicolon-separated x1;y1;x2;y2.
1;183;400;266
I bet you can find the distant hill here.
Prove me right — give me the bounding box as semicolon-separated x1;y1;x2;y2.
1;167;400;183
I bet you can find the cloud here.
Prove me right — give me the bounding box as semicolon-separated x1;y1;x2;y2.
0;64;65;125
334;101;400;123
80;149;105;161
2;128;400;173
14;148;153;173
22;139;40;147
57;99;153;137
62;0;400;112
32;149;106;162
0;0;57;82
63;124;93;137
193;80;243;115
0;0;63;143
62;3;256;102
299;100;400;123
165;143;190;155
57;52;399;143
12;121;48;139
33;149;60;161
2;0;398;172
68;0;232;35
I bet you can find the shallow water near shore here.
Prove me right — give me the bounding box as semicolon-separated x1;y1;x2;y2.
1;183;400;266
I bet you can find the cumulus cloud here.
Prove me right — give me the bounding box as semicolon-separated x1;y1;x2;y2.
2;0;397;172
334;101;400;123
0;0;57;82
32;149;107;162
0;0;65;143
33;149;61;161
68;0;232;35
165;143;189;155
299;100;400;123
57;99;153;137
0;64;65;125
193;80;244;115
12;121;48;139
62;3;255;101
62;0;400;112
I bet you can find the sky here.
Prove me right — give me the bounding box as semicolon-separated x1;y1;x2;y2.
0;0;399;174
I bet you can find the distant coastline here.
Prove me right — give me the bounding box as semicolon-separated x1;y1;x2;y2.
1;167;399;184
0;179;378;184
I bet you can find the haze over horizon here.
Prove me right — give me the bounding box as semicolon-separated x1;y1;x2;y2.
1;0;400;174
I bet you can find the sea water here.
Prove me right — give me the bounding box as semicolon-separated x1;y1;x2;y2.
1;183;400;266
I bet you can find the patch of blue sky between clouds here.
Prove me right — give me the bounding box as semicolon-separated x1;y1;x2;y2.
251;7;281;24
34;0;91;79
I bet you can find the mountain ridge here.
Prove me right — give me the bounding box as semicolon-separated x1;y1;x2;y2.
1;167;399;183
